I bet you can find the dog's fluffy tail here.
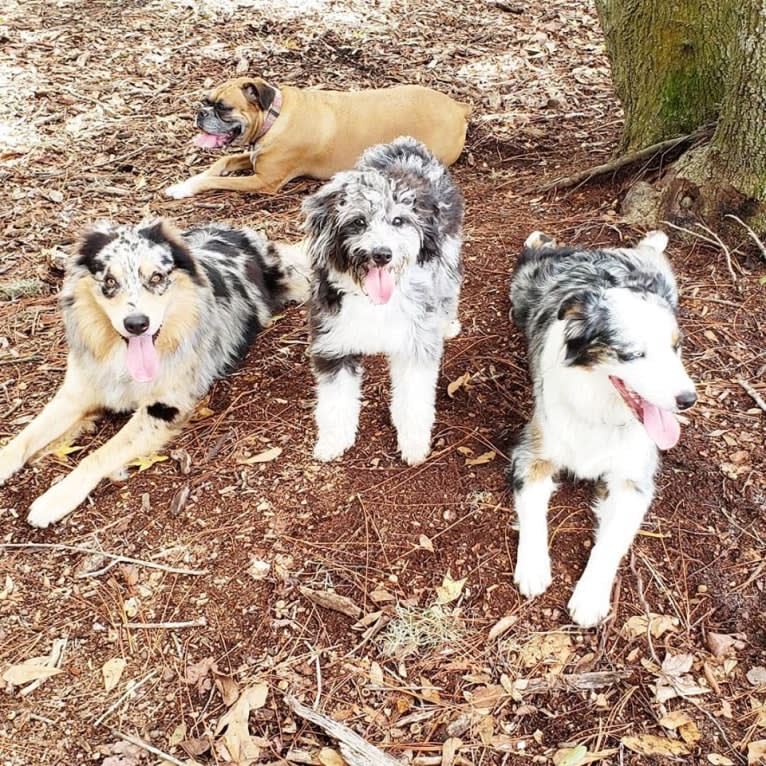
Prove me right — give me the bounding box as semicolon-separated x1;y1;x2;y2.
273;239;311;303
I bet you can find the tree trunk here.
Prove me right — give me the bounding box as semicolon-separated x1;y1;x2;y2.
595;0;735;152
596;0;766;231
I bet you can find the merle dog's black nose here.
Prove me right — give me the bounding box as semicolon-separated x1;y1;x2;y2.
371;247;392;266
124;314;150;336
675;390;697;411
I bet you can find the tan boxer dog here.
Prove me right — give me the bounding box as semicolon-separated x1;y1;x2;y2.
165;77;471;199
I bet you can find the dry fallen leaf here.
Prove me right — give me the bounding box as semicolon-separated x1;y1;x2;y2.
418;534;435;552
514;631;573;673
168;722;187;748
214;682;269;766
435;572;467;604
299;586;362;619
623;613;679;639
2;660;63;686
101;741;144;766
127;453;168;472
707;755;735;766
441;737;462;766
488;615;518;641
213;671;240;707
318;748;346;766
369;661;384;686
748;740;766;765
47;441;84;462
660;710;701;745
447;372;471;397
185;657;217;694
707;632;746;658
747;666;766;686
237;446;282;465
465;450;496;466
621;734;689;757
553;745;587;766
102;657;127;692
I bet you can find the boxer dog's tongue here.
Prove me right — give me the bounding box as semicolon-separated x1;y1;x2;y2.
364;267;395;305
640;400;680;450
126;334;159;383
194;132;230;149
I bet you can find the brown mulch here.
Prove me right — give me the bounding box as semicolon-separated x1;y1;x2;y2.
1;1;765;765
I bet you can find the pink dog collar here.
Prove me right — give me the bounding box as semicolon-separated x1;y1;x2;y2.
254;88;282;140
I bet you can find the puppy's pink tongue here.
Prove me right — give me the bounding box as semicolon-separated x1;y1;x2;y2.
641;401;680;450
126;335;159;383
194;132;226;149
364;267;395;305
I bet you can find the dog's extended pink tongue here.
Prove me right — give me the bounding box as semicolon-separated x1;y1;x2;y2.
364;267;395;305
641;401;680;450
126;335;159;383
194;132;224;149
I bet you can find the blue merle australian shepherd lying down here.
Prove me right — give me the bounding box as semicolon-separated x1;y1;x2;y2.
302;137;464;465
508;230;697;627
0;220;308;528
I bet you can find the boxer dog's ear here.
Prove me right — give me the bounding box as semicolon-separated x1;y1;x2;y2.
241;79;276;111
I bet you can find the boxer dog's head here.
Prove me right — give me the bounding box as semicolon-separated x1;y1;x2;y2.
194;77;279;149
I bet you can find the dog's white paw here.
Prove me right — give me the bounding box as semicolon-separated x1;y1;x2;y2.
27;478;85;528
567;580;611;627
514;554;552;598
165;181;196;199
444;319;462;340
0;446;24;484
397;429;431;466
313;435;353;462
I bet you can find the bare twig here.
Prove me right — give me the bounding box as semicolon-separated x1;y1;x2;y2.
538;124;714;192
663;221;739;284
737;378;766;413
94;671;158;727
285;695;402;766
108;728;188;766
725;214;766;262
0;542;207;576
122;618;206;630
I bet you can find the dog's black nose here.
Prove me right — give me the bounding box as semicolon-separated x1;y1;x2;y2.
124;314;150;336
371;247;392;266
675;390;697;411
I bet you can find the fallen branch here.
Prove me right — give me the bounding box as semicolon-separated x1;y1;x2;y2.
94;670;158;727
538;124;713;192
121;618;206;630
726;214;766;262
0;542;207;577
285;695;402;766
521;670;631;695
737;378;766;413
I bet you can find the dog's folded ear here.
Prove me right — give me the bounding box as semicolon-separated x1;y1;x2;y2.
241;79;277;111
138;220;201;282
302;179;345;269
76;224;118;274
558;291;610;367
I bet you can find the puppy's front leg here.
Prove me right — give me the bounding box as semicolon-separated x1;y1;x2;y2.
510;423;556;598
389;352;441;465
26;401;186;528
567;478;653;627
312;355;363;462
0;371;97;484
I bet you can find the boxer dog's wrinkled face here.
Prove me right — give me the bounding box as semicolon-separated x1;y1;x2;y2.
194;77;277;149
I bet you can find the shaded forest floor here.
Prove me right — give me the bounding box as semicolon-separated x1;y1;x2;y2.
0;1;764;764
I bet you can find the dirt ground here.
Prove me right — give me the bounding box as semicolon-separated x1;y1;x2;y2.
1;1;765;765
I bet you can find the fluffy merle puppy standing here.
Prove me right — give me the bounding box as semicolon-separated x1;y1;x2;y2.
508;230;697;627
302;137;464;464
0;220;308;527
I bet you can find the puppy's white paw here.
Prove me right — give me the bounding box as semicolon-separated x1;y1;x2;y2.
514;554;552;598
567;580;611;627
0;446;24;484
165;181;196;199
397;430;431;466
27;477;85;528
444;319;462;340
313;433;354;462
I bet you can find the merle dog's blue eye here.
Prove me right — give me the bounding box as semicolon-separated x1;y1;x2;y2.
628;351;645;360
392;217;403;227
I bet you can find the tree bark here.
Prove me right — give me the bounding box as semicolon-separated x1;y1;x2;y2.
595;0;735;152
596;0;766;230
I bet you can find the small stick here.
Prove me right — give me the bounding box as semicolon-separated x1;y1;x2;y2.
725;213;766;262
538;125;713;192
286;695;401;766
122;618;206;630
108;727;188;766
0;542;207;577
94;670;157;727
737;377;766;413
663;220;738;284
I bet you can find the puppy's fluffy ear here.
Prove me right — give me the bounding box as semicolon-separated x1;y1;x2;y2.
138;219;201;282
558;291;610;367
302;179;344;270
241;79;276;110
76;223;117;274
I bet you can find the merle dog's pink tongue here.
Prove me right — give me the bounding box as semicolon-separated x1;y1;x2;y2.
194;132;227;149
641;401;680;450
126;335;159;383
364;267;394;305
